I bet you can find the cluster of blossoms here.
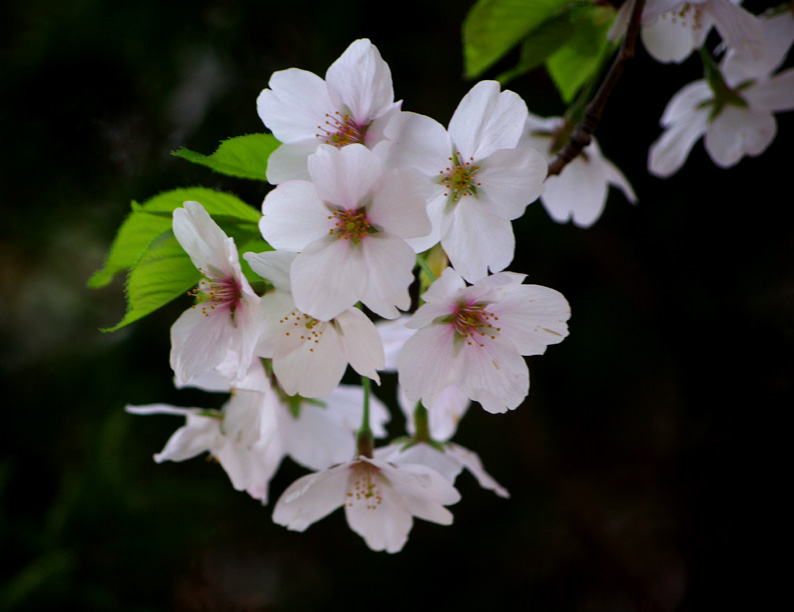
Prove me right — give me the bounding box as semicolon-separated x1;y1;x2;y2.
128;39;573;553
610;1;794;176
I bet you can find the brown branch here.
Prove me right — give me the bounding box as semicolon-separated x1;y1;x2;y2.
546;0;646;177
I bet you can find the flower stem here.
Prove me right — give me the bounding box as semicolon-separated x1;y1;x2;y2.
413;402;432;443
356;376;374;458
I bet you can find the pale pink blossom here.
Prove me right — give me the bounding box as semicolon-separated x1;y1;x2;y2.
398;268;570;414
384;80;546;282
244;250;385;397
257;39;400;183
524;114;636;228
272;456;460;553
169;201;263;386
258;144;431;321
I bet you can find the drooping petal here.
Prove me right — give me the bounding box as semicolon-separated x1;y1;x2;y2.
447;443;510;498
173;201;237;277
272;463;351;532
704;105;776;167
648;102;710;177
283;402;357;471
169;304;234;384
744;69;794;113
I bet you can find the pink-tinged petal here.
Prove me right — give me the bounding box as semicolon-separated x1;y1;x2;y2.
648;104;710;177
366;168;432;241
457;335;529;414
170;305;233;384
344;462;413;553
334;307;385;382
447;443;510;498
257;68;333;143
491;284;571;356
376;442;463;484
708;0;764;61
272;321;348;398
173;202;236;276
272;463;351;531
398;325;460;408
744;69;794;113
260;181;329;251
364;103;403;149
723;11;794;81
383;111;452;174
705;106;776;168
227;297;265;384
126;405;222;462
265;140;317;184
325;39;394;126
308;144;382;209
476;142;547;220
359;233;416;319
291;237;369;321
376;316;416;371
442;198;515;283
419;266;466;307
244;251;296;291
255;290;298;357
448;81;527;160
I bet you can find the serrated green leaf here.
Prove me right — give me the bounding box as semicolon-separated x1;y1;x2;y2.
102;232;200;332
545;9;617;103
463;0;573;79
172;134;280;181
89;187;261;288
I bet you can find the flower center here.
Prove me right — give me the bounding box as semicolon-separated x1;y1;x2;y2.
345;462;383;511
439;151;481;206
661;3;703;31
190;269;242;317
452;302;500;348
316;111;366;148
328;208;373;244
279;309;327;354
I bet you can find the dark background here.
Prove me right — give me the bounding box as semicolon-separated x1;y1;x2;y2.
2;1;790;610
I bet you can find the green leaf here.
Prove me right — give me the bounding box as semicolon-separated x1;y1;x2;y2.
545;8;617;103
463;0;573;79
102;231;200;332
88;187;260;288
172;134;280;181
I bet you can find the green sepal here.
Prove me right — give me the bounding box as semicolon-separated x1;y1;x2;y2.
171;134;280;181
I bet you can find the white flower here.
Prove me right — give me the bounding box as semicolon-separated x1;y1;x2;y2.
257;39;400;183
169;202;263;386
258;144;431;321
648;16;794;177
398;268;570;414
524;114;636;228
244;250;385;398
272;456;460;553
384;80;546;282
126;379;283;503
611;0;763;64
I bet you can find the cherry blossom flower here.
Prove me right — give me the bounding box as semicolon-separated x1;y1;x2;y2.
169;202;263;386
126;378;283;503
524;113;636;228
398;268;570;414
272;456;460;553
244;250;385;397
257;38;401;183
648;13;794;176
610;0;763;64
258;143;431;321
384;80;546;282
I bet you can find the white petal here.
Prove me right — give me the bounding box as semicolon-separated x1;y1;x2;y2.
448;81;527;160
475;141;547;220
173;202;236;276
169;305;233;385
648;102;710;177
308;144;382;209
257;68;333;143
366;168;432;241
398;324;460;408
325;39;394;126
708;0;764;62
704;105;776;167
359;233;416;319
265;140;317;184
259;181;328;251
272;463;351;531
490;284;571;355
334;307;385;381
744;69;794;113
447;443;510;498
244;250;297;291
284;402;356;470
457;334;529;414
